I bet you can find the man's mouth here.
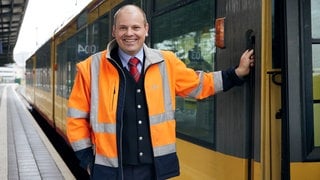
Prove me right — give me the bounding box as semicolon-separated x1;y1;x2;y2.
123;38;136;42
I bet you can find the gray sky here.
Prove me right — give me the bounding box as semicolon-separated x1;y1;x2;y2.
13;0;92;66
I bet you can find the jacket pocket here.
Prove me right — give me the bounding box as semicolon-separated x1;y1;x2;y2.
154;152;180;179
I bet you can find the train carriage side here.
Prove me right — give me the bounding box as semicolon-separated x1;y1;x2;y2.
32;40;54;126
25;55;36;105
53;17;81;140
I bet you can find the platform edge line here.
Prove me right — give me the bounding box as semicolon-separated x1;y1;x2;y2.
0;85;8;180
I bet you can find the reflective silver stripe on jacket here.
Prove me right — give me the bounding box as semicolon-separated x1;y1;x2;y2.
213;71;223;93
188;71;205;98
95;154;119;167
147;61;175;127
90;52;119;168
90;52;116;134
153;143;176;157
158;62;173;114
148;56;177;157
67;106;92;151
67;108;89;118
187;71;223;98
149;110;175;125
71;138;92;151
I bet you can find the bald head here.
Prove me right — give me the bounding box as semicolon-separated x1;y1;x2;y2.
112;4;149;56
113;4;148;26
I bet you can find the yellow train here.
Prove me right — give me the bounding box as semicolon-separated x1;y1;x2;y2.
24;0;320;179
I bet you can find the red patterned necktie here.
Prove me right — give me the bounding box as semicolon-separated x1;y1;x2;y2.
128;57;140;82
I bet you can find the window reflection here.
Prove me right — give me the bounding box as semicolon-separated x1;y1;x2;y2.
56;15;109;98
311;0;320;38
154;0;180;11
312;0;320;147
35;41;51;92
312;45;320;147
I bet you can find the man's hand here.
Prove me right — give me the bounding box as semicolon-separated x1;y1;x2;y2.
235;49;255;78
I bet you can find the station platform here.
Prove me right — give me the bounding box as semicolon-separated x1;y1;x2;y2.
0;84;75;180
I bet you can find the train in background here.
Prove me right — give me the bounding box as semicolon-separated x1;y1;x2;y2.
24;0;320;179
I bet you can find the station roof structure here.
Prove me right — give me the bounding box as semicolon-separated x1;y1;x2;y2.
0;0;28;66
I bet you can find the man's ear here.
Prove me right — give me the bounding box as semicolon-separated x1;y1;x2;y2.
145;23;149;37
112;25;116;37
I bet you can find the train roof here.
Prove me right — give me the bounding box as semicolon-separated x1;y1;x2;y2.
0;0;29;66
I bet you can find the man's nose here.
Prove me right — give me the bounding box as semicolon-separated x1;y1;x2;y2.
126;28;134;35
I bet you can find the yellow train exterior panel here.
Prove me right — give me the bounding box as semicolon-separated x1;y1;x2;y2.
173;139;249;180
291;162;320;180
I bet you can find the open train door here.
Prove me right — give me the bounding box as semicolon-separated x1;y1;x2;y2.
280;0;320;179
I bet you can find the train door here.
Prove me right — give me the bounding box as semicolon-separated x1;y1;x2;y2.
281;0;320;179
258;0;283;179
214;0;263;178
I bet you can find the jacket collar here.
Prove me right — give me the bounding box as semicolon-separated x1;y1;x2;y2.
106;39;164;70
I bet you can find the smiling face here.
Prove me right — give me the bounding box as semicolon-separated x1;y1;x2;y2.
112;5;149;56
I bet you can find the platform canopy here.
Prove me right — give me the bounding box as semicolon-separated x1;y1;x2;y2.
0;0;28;66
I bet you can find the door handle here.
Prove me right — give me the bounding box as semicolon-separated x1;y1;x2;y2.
246;29;255;52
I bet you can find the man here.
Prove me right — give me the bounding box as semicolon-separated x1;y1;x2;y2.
67;4;254;180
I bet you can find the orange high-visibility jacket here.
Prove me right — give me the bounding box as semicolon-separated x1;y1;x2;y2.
67;40;225;179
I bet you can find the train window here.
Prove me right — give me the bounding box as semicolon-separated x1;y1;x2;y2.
77;11;88;29
35;41;51;92
301;0;320;158
312;45;320;147
56;28;89;98
154;0;180;11
90;15;109;52
272;0;284;68
57;37;76;98
151;0;215;146
311;1;320;39
25;59;34;86
311;0;320;147
56;15;109;98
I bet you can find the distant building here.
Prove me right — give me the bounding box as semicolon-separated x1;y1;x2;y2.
0;65;24;84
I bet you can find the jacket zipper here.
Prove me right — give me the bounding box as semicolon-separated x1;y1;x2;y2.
109;58;126;180
112;86;115;111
